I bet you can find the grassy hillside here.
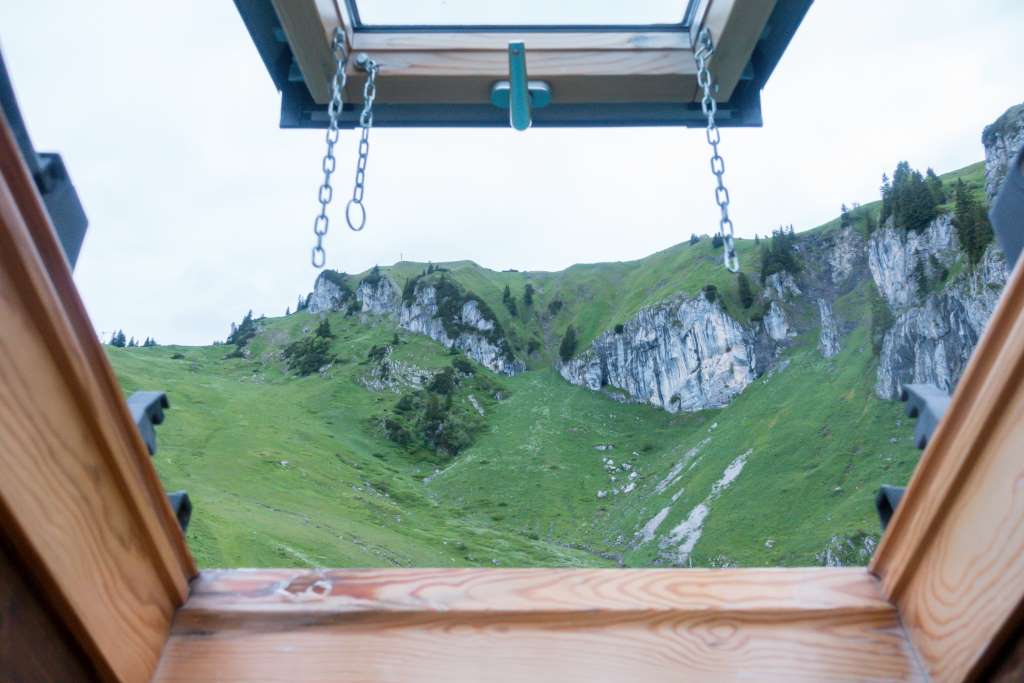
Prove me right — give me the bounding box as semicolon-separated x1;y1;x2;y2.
111;300;917;569
112;316;609;568
109;275;918;569
109;162;989;569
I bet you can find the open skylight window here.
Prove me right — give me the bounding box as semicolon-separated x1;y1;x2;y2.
236;0;811;128
346;0;699;30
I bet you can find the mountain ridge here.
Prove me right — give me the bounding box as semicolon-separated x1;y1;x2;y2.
106;103;1020;571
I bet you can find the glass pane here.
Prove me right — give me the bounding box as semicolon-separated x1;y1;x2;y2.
350;0;695;28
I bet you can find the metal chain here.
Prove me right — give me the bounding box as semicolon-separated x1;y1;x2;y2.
695;28;739;273
345;54;378;232
311;28;348;269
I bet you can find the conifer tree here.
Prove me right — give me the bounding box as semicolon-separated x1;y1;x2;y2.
315;318;334;339
363;264;382;285
759;228;801;283
925;168;946;205
559;325;578;362
711;233;724;248
523;283;534;306
880;174;892;225
227;310;257;348
840;203;851;229
111;330;127;347
689;233;700;245
884;162;938;233
737;271;754;309
952;179;994;265
502;284;518;316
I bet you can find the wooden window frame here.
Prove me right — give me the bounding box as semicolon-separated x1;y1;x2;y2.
5;44;1024;680
0;110;195;683
246;0;809;128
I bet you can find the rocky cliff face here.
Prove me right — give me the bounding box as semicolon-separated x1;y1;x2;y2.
867;215;960;311
875;245;1008;398
306;272;524;376
983;102;1024;200
357;277;400;315
306;272;352;314
817;299;840;359
762;301;793;342
400;281;524;376
870;102;1021;398
559;297;756;413
828;227;866;284
301;105;1020;408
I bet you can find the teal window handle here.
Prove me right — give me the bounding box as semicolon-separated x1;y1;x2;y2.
489;42;551;131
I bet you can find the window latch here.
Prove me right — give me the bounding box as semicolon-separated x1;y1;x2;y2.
490;42;551;131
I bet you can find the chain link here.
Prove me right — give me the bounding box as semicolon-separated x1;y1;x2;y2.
311;28;348;269
695;28;739;273
345;55;378;232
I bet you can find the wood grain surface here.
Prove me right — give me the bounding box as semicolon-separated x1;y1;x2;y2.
154;568;924;682
276;0;767;107
349;30;693;52
0;110;195;682
872;256;1024;682
694;0;777;102
271;0;340;104
0;539;100;683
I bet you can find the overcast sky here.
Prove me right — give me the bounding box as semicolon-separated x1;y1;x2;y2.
2;1;1021;345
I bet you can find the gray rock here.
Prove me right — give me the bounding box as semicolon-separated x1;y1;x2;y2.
828;226;865;284
816;533;877;567
870;109;1016;399
868;214;959;312
817;299;840;358
875;245;1008;398
982;102;1024;200
306;272;351;314
399;283;525;376
306;272;524;376
360;347;432;393
763;272;802;301
357;277;400;315
560;296;755;413
762;301;793;342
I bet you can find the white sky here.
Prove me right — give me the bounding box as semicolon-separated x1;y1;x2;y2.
1;1;1021;345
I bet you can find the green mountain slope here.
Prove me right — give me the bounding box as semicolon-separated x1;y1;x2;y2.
107;162;992;569
112;317;608;568
111;298;917;568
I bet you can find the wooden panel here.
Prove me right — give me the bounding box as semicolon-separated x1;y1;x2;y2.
323;47;698;107
0;110;195;682
343;50;698;105
350;30;693;52
0;538;99;683
695;0;777;100
871;256;1024;682
278;0;770;107
271;0;344;103
155;568;924;682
